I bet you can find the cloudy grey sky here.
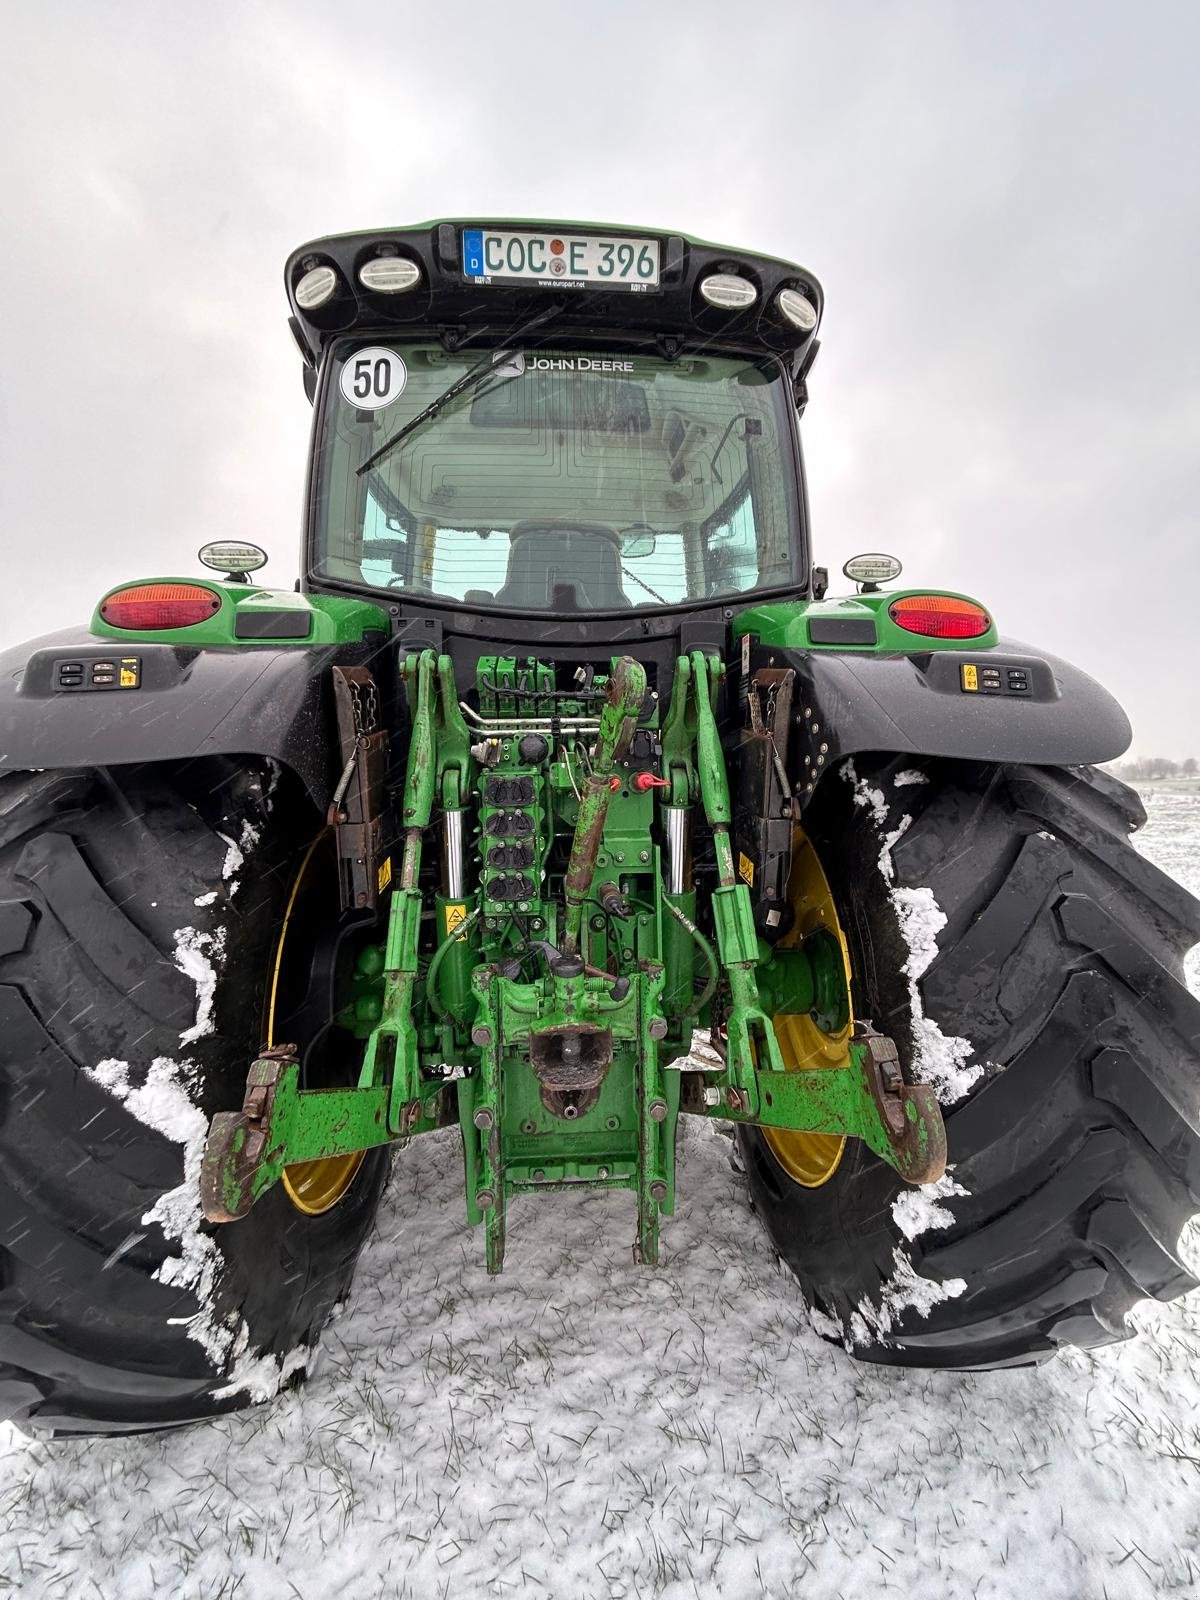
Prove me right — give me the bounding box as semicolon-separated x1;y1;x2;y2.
2;1;1196;753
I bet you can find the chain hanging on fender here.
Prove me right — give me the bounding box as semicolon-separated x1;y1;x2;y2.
328;665;393;912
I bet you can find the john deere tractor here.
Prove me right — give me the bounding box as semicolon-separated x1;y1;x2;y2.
2;221;1197;1435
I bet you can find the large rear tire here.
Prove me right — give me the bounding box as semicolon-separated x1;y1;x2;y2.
0;763;389;1436
740;759;1200;1368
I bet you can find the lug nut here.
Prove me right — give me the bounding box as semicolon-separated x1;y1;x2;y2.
473;1107;495;1131
471;1024;493;1047
702;1086;722;1107
648;1099;668;1122
476;1188;495;1210
649;1180;668;1201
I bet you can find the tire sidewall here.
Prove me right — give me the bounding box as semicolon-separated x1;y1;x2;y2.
738;759;942;1326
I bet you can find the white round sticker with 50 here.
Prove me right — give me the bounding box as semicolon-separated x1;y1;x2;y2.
340;347;407;410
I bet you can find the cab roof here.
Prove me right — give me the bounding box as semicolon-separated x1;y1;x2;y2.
285;218;823;375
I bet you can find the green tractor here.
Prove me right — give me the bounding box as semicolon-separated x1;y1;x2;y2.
2;221;1197;1435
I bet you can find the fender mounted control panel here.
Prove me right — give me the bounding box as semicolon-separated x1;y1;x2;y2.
52;656;142;692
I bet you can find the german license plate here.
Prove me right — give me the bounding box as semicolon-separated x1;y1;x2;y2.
462;228;660;291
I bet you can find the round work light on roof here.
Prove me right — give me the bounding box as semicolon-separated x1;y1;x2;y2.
777;287;818;332
295;265;337;310
698;273;758;310
359;256;422;294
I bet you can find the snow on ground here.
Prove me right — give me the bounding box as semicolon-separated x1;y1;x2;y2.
1;794;1198;1600
3;1128;1199;1599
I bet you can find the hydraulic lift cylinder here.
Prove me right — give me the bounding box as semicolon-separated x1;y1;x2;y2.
434;808;473;1017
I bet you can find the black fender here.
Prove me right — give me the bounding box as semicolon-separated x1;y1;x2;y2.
0;628;388;811
750;637;1132;797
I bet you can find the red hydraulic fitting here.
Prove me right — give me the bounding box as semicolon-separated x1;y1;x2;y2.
608;776;622;791
632;772;670;793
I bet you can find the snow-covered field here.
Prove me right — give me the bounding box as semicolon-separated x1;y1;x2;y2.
2;791;1199;1599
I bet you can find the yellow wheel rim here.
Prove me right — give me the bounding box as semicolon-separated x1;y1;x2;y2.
270;836;366;1217
281;1151;366;1216
762;831;854;1190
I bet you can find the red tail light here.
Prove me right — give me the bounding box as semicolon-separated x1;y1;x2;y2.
889;594;991;639
100;583;223;630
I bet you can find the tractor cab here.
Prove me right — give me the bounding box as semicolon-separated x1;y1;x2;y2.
286;221;824;623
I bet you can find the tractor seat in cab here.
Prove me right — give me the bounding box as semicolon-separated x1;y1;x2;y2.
491;521;632;612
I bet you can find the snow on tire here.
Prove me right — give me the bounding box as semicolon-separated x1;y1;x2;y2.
739;757;1200;1369
0;763;389;1436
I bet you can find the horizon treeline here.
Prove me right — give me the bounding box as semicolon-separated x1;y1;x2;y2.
1109;756;1199;781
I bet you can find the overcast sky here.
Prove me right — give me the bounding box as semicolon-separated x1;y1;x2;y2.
2;2;1196;754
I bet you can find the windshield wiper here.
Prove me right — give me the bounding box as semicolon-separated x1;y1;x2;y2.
356;304;561;478
357;348;524;476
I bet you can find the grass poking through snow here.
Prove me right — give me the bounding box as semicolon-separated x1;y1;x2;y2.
2;1120;1199;1600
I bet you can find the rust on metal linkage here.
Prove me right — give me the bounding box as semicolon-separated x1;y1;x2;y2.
200;1043;297;1223
855;1026;947;1185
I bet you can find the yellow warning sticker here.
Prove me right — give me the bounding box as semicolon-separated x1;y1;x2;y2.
738;852;755;886
444;901;469;940
118;656;140;689
961;663;979;693
377;856;393;893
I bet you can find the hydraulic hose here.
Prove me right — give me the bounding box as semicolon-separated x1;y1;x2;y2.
664;896;718;1019
427;906;481;1021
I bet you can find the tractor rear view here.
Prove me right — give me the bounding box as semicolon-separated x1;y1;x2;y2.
2;220;1197;1435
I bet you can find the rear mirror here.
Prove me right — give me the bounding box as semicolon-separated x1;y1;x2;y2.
621;531;656;558
364;537;408;573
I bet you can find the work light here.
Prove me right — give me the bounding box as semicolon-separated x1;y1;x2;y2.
698;273;757;309
777;288;818;332
295;265;337;309
359;257;422;293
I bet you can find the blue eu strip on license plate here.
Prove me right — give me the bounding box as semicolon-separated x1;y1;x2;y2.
462;229;485;276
